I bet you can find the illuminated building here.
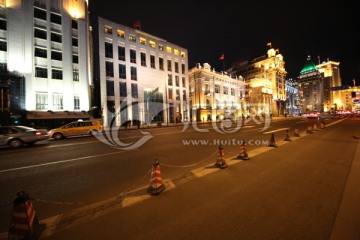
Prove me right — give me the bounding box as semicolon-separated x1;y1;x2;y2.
330;85;360;112
188;63;247;121
229;47;287;116
285;78;300;115
0;0;92;127
96;17;189;127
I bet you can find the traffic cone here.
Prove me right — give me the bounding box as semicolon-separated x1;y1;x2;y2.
320;121;326;129
147;160;165;196
294;128;300;137
8;191;46;240
237;141;250;160
284;129;292;141
268;133;277;147
215;145;228;169
306;126;313;134
313;123;319;131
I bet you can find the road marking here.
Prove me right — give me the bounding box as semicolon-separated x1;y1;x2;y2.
263;128;289;134
0;151;124;174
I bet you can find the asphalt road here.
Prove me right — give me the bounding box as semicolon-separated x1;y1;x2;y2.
1;116;359;239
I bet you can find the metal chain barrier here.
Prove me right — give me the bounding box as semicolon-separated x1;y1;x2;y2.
160;149;218;168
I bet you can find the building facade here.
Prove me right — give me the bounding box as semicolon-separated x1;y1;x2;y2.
0;0;92;127
230;47;287;116
96;17;189;128
188;63;247;122
285;78;300;115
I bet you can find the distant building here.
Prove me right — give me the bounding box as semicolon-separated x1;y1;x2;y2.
297;55;341;113
188;63;247;122
229;47;287;116
0;0;92;127
285;78;300;115
330;85;360;112
95;17;189;127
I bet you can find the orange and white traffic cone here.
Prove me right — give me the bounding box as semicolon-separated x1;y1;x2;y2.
320;121;326;129
306;126;313;134
294;128;300;137
284;129;292;141
147;160;165;196
268;133;277;147
215;145;228;169
313;123;319;131
8;191;46;240
237;141;250;160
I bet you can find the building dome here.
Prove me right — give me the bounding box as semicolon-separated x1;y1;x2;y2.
300;55;318;74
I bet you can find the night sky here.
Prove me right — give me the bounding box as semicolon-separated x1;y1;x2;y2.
89;1;360;86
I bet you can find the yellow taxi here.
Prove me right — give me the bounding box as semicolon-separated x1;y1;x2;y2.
48;119;103;140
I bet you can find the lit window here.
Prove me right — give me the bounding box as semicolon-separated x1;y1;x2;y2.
174;49;179;56
181;51;186;58
104;25;113;34
36;92;48;110
149;40;156;48
166;47;172;53
129;35;136;42
117;30;125;38
158;45;164;51
53;93;63;110
140;37;146;45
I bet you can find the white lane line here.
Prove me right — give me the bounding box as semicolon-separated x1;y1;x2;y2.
0;151;123;174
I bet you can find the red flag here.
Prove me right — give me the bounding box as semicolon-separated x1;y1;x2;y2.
219;53;224;61
266;42;272;47
134;21;141;29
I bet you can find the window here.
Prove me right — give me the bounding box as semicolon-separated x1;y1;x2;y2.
168;88;173;100
0;43;6;52
158;45;164;51
119;64;126;79
174;49;179;56
0;19;6;30
104;26;112;34
149;40;156;48
231;88;235;96
159;57;164;70
129;35;136;42
141;52;146;66
140;37;146;45
52;69;63;79
120;82;127;97
182;77;186;88
35;47;47;58
168;74;173;86
167;59;172;71
118;46;125;61
175;76;179;87
53;93;63;110
36;93;48;110
50;13;61;24
166;47;172;53
73;70;79;81
130;67;137;80
105;42;113;58
223;86;228;95
34;7;47;20
35;67;47;78
51;32;62;43
130;49;136;63
72;19;78;29
72;37;78;47
181;51;186;57
51;51;62;61
131;83;138;98
150;55;155;68
0;62;7;72
34;28;47;39
175;62;179;73
183;90;187;101
176;89;180;100
106;80;114;96
73;55;78;64
106;61;114;77
215;84;220;93
181;64;186;74
74;96;80;110
117;30;125;38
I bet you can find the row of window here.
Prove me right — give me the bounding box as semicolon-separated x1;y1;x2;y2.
35;47;78;63
34;6;78;29
36;92;80;110
103;26;186;58
106;80;187;101
105;43;186;73
35;67;79;81
34;28;79;46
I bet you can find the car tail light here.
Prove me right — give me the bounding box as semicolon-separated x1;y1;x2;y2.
35;131;42;136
